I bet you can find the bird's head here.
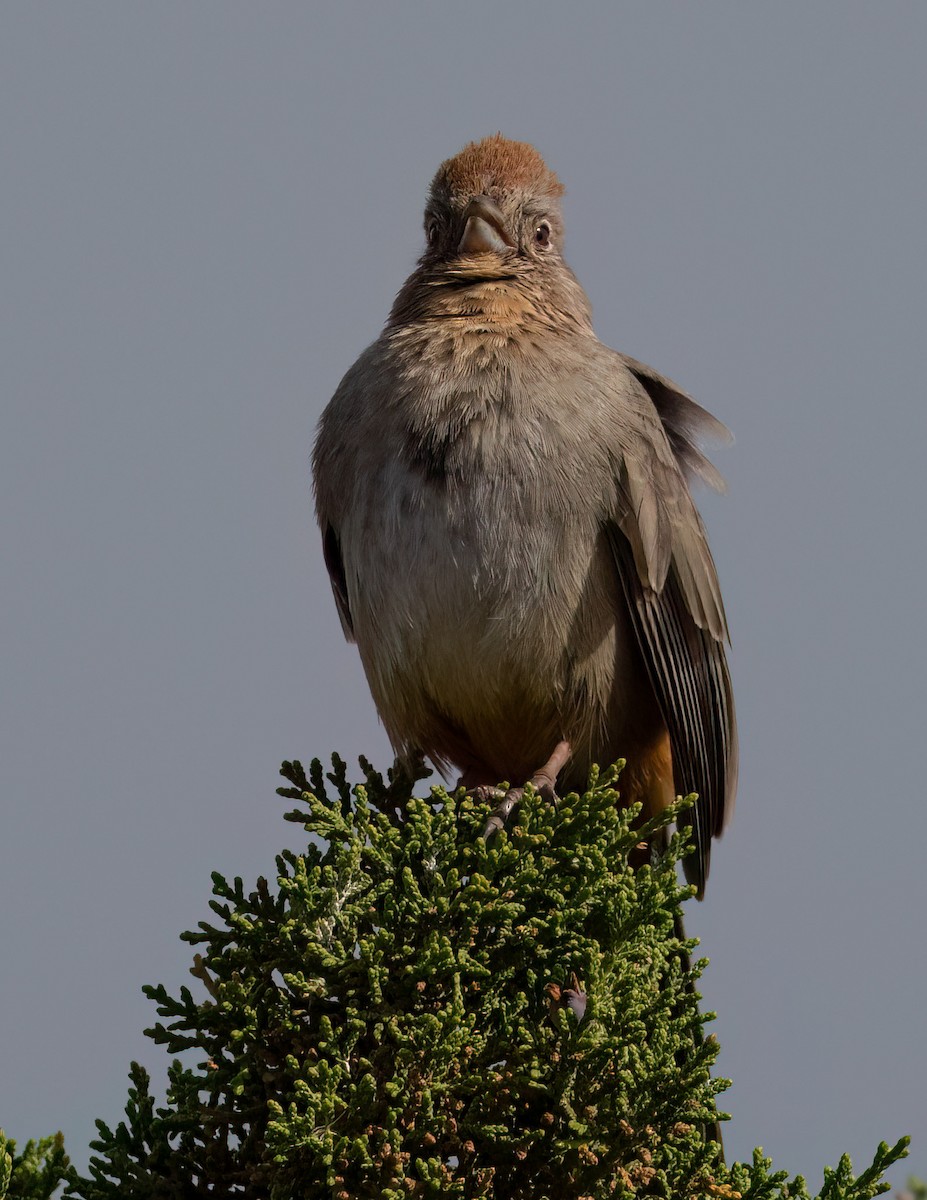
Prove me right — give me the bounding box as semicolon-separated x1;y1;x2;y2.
422;134;566;280
388;134;590;328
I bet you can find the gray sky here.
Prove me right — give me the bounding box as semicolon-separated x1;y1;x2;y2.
2;3;924;1185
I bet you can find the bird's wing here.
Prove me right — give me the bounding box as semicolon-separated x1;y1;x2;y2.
606;360;738;897
617;353;732;492
322;523;356;641
315;346;385;645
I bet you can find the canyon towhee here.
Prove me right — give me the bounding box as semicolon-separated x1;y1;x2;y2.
314;134;737;897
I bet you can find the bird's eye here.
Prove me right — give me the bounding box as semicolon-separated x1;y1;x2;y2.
426;218;441;247
534;221;552;249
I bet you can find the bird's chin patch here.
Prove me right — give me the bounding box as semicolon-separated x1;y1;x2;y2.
443;254;520;282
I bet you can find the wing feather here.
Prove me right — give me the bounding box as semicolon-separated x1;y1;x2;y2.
609;523;737;896
607;358;737;896
322;523;355;641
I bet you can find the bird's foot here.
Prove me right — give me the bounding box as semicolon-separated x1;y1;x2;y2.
480;740;571;840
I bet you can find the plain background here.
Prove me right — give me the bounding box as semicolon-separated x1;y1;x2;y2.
2;3;924;1186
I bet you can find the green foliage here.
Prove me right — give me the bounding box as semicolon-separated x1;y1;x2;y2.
62;758;907;1198
0;1131;70;1200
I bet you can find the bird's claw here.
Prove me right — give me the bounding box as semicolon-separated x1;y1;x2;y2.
479;740;572;840
481;788;523;840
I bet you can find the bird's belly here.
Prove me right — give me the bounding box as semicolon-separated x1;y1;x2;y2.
342;468;644;781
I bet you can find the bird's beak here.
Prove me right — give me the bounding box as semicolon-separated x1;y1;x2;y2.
458;196;515;255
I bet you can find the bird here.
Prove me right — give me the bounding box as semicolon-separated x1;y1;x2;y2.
313;134;737;898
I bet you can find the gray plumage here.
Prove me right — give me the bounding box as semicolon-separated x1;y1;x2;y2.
313;135;737;896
